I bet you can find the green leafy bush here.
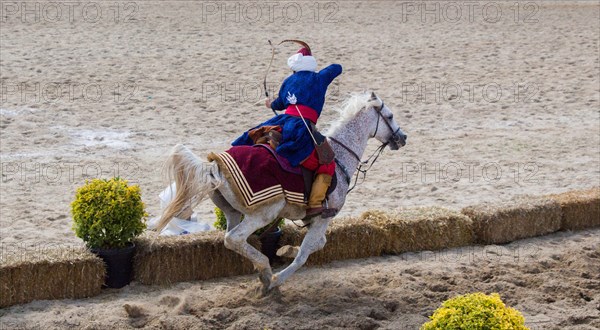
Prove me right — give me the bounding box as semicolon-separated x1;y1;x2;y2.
71;178;147;249
214;207;283;235
421;292;528;330
213;207;229;231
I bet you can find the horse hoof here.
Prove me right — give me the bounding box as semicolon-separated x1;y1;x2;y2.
268;274;282;290
276;245;299;259
268;286;282;299
246;282;271;299
258;268;274;287
256;282;279;298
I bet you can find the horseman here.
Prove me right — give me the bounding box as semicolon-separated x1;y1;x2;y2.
232;45;342;217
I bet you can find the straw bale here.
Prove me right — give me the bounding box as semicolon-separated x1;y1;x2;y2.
0;247;104;308
364;207;474;254
462;196;561;244
133;231;261;285
278;224;306;247
280;208;472;264
279;218;387;266
310;218;387;265
548;188;600;231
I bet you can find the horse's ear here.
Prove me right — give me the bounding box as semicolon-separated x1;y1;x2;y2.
370;92;377;101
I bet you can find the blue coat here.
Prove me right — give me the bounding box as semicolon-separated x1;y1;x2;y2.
232;64;342;167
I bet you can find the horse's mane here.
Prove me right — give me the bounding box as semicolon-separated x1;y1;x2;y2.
326;92;374;136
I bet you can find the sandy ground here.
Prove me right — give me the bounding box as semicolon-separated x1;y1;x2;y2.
1;228;598;329
1;1;598;247
0;1;599;328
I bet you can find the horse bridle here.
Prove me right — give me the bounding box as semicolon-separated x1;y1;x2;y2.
372;102;405;147
329;101;401;193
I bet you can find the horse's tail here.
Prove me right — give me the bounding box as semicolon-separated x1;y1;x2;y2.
155;144;222;233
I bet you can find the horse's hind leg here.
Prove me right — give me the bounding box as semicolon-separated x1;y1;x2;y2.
210;190;243;231
223;211;277;294
269;216;331;289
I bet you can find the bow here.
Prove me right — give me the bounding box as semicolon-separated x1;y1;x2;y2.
262;39;312;116
263;40;277;116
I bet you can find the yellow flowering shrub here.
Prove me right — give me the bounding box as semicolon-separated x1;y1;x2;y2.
71;178;147;249
421;292;529;330
213;207;229;231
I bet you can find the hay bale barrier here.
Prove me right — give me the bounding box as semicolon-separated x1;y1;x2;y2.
279;207;472;265
0;247;104;308
133;231;260;285
363;207;474;254
279;218;388;266
462;197;562;245
548;188;600;231
2;188;598;308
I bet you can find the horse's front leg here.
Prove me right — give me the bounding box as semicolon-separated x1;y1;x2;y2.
269;216;331;289
223;214;274;293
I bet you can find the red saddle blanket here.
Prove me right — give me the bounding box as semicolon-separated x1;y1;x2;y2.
208;145;306;208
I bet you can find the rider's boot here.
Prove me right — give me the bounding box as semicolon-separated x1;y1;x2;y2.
305;174;332;218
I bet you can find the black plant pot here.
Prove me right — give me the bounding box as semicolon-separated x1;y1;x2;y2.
91;243;135;289
260;227;283;264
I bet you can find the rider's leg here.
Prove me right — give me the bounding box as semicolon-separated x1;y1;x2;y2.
303;155;336;217
305;173;332;216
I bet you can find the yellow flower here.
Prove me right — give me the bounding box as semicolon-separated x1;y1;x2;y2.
421;292;529;330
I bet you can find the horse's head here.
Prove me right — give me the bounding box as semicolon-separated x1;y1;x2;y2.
367;92;407;150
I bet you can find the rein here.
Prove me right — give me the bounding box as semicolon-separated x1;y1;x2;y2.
328;136;361;162
330;138;388;193
293;98;396;228
328;101;396;194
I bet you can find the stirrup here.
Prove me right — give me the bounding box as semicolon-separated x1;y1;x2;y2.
304;206;338;220
304;206;325;219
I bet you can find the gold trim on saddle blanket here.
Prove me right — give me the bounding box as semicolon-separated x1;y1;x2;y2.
207;151;306;209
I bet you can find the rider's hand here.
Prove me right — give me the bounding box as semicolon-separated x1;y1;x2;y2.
265;98;272;109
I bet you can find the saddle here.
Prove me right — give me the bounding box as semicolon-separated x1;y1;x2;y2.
249;124;335;164
250;125;337;204
249;126;282;150
255;144;338;203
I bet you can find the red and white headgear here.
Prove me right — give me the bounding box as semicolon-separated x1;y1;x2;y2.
287;47;317;72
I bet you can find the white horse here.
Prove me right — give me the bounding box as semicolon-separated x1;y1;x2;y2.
155;92;407;294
